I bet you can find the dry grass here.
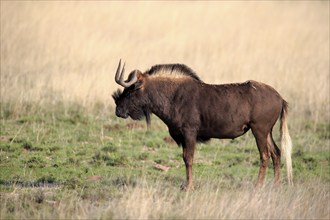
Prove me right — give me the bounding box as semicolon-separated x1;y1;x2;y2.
102;181;329;220
1;179;329;219
1;1;329;123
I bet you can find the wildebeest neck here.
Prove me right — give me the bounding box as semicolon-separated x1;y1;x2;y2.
145;77;198;125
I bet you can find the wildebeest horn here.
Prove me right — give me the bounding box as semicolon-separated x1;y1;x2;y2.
115;59;138;88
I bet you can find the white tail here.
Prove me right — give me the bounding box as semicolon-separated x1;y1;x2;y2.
280;102;293;186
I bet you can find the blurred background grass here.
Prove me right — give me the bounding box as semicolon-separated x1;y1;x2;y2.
1;1;329;125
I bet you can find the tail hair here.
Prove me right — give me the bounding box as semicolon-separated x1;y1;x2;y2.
280;100;293;186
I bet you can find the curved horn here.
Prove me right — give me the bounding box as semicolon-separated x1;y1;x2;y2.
115;60;138;88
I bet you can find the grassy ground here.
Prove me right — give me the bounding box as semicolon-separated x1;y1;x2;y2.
1;1;329;219
0;105;329;219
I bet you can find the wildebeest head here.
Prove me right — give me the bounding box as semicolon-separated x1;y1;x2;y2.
112;60;151;124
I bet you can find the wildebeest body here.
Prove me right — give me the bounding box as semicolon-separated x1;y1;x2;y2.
146;78;282;143
113;60;293;190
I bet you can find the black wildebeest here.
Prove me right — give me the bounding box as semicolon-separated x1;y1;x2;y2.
112;60;293;190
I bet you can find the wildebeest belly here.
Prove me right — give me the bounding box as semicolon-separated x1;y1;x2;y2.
198;121;250;140
197;86;252;139
198;108;251;140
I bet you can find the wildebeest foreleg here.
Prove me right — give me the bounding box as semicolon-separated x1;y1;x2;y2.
181;135;196;191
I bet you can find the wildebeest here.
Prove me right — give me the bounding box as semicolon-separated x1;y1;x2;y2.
112;60;293;190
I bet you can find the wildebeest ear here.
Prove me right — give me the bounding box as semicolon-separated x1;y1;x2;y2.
133;70;145;90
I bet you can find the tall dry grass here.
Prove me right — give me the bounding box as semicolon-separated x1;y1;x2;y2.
1;1;329;124
1;179;329;219
103;180;329;220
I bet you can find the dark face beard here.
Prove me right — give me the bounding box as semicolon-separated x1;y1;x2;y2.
144;109;151;126
129;108;151;128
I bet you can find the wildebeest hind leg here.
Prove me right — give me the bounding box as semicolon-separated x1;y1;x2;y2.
251;126;270;188
267;133;281;187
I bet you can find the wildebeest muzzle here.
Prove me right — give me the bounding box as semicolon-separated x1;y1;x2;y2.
115;107;129;119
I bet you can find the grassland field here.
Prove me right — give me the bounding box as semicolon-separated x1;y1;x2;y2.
1;1;329;219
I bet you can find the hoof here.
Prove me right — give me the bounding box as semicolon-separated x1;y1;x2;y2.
180;183;194;191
